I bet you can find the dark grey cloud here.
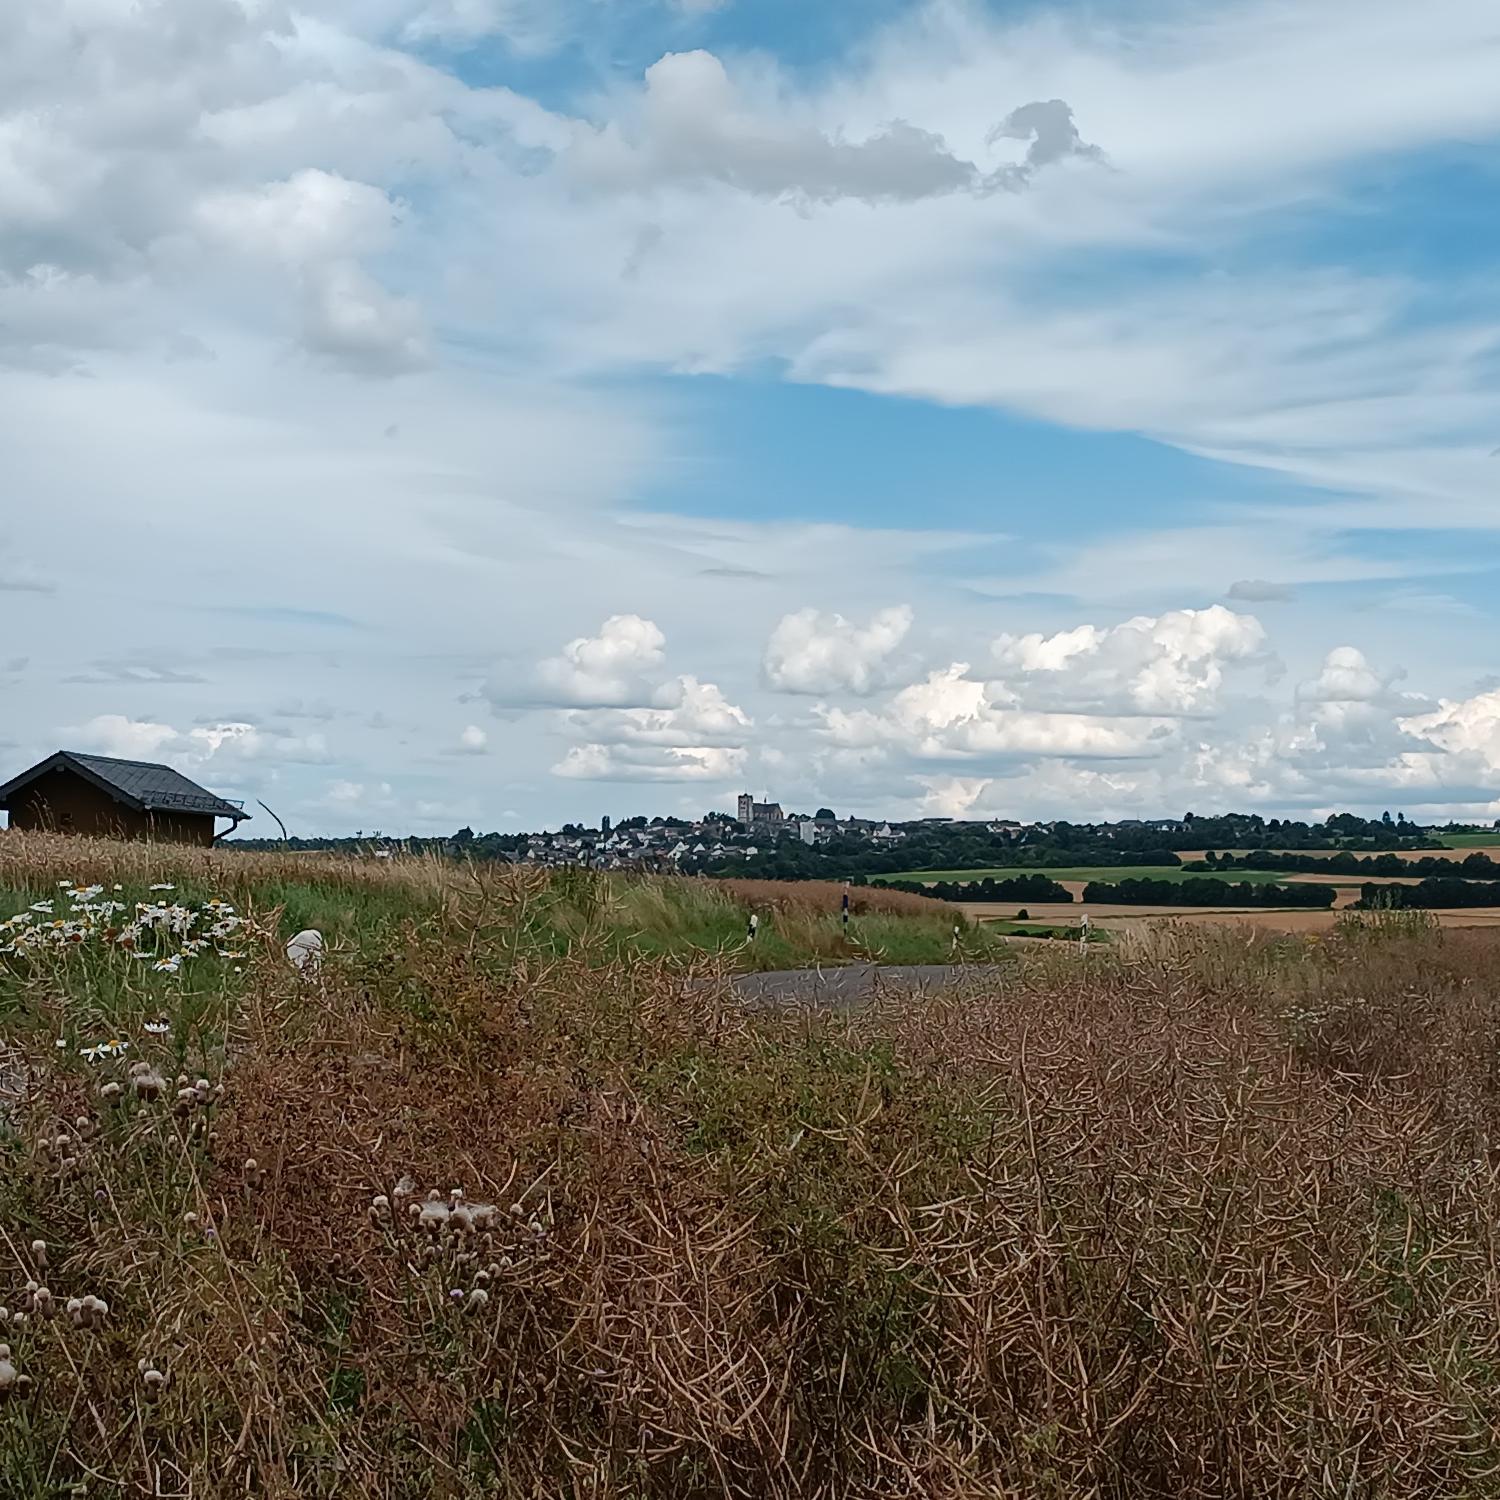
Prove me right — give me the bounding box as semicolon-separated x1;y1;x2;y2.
0;561;56;593
572;52;1102;205
987;99;1107;186
1228;579;1297;602
65;659;208;685
699;564;770;580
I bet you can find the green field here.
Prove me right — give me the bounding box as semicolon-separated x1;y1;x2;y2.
877;865;1309;887
987;921;1111;942
1433;832;1500;848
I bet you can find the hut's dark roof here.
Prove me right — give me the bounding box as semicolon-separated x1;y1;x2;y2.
0;751;248;822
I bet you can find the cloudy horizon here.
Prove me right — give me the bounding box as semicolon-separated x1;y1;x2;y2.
5;0;1500;836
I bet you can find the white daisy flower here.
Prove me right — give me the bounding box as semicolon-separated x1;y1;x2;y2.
144;1020;170;1035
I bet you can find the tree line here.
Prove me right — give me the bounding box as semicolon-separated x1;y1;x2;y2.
1355;879;1500;910
705;813;1430;881
1081;878;1337;909
883;874;1073;904
1193;850;1500;881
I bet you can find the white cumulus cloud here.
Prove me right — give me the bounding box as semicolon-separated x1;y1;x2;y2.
63;715;329;774
485;614;669;709
552;674;752;781
456;724;488;754
562;675;751;746
195;170;402;267
993;606;1270;716
1296;646;1393;705
553;743;747;782
763;605;913;695
817;664;1175;762
1401;689;1500;773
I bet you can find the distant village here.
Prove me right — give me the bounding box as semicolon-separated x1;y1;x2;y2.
501;793;1196;876
512;793;934;872
0;751;1446;885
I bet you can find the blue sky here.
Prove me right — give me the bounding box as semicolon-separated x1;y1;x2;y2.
4;0;1500;834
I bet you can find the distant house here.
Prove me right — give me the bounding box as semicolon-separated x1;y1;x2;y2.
0;751;249;846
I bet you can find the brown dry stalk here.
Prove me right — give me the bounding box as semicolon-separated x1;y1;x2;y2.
3;836;1500;1495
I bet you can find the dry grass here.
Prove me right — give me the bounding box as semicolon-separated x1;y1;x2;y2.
708;877;947;920
0;826;464;899
3;837;1500;1495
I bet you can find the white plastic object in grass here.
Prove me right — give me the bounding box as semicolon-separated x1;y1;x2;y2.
285;929;324;972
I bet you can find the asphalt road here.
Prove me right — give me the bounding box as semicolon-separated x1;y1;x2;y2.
730;962;1005;1006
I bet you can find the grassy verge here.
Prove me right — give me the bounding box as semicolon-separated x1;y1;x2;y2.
3;833;1500;1495
982;920;1110;941
1;833;1001;976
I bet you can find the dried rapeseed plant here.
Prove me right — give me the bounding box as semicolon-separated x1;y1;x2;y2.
129;1061;167;1103
137;1359;169;1400
0;1345;32;1400
39;1130;80;1172
66;1294;109;1330
19;1281;54;1320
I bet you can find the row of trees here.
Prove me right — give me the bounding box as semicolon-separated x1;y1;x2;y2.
1355;879;1500;910
1081;878;1337;909
1196;850;1500;881
883;875;1073;905
708;814;1432;881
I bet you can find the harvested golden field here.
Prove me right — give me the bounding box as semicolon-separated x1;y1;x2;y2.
1174;846;1463;862
4;833;1500;1496
966;898;1500;933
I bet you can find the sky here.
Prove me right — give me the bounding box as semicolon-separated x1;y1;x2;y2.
4;0;1500;836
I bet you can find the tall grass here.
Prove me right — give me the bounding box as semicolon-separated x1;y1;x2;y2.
2;833;1500;1495
0;831;978;974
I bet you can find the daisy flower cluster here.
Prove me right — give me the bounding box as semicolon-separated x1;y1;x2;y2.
1;882;251;973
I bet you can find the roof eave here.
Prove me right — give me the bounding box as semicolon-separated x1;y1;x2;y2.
0;752;147;813
140;802;250;822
